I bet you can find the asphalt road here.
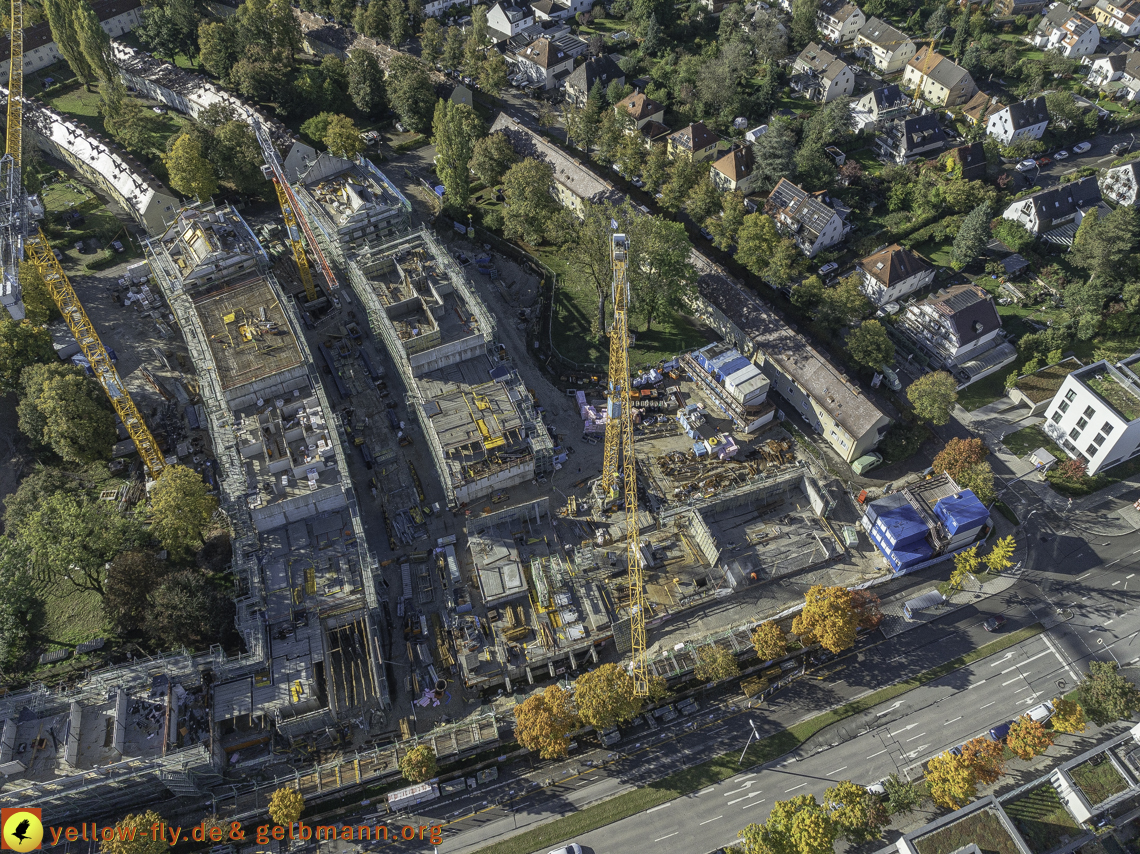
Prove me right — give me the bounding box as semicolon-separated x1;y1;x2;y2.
1011;127;1140;191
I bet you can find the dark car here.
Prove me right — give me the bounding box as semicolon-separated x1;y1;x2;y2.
1036;155;1052;166
949;745;963;756
983;615;1007;632
989;721;1013;742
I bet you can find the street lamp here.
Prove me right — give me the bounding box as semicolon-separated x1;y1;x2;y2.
1097;638;1121;667
739;719;762;766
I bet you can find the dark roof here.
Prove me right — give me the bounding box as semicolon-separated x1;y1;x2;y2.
858;17;912;50
859;244;931;287
948;141;987;180
869;84;905;110
670;121;718;152
1022;176;1103;223
766;178;839;240
565;55;624;95
0;0;141;62
920;285;1002;347
909;46;973;90
1001;253;1030;275
894;113;946;153
638;119;672;142
1002;96;1049;131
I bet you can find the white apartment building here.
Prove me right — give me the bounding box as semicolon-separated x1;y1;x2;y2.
986;96;1050;145
1033;5;1101;58
816;0;865;44
1044;355;1140;474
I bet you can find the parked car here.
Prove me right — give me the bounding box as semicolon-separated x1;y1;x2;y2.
1112;142;1130;155
818;261;839;276
700;228;713;240
549;844;582;854
983;615;1007;632
1036;155;1052;166
1073;141;1092;154
989;721;1014;742
1054;149;1070;160
1027;702;1053;723
1015;159;1037;173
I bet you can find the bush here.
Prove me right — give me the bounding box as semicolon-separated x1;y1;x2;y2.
991;218;1036;253
1045;457;1099;495
879;420;929;463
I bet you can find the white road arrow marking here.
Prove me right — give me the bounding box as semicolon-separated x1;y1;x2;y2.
875;701;904;717
724;781;759;796
889;723;918;737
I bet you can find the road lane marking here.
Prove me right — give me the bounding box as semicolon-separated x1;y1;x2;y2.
655;833;679;842
991;652;1016;667
981;701;996;708
1002;677;1022;686
866;750;888;758
647;803;671;813
968;679;987;688
1113;581;1121;586
697;787;716;795
739;773;756;780
728;792;764;805
725;782;759;796
1001;666;1017;674
906;732;926;741
1015;686;1030;693
946;716;962;724
1042;629;1081;683
1128;574;1135;579
742;799;767;810
699;816;723;826
828;766;847;775
1022;651;1050;666
1078;572;1092;580
785;783;807;792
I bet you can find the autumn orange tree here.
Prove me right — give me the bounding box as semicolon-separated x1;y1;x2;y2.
574;663;642;729
824;780;888;843
793;585;858;654
267;788;304;827
1051;697;1087;734
694;644;741;682
932;437;988;478
100;812;169;854
851;589;883;630
399;744;438;782
1006;715;1054;760
751;621;787;661
739;794;837;854
926;751;977;810
513;684;579;759
960;736;1005;784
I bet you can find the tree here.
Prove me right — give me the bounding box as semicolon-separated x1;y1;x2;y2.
478;50;508;96
737;213;780;277
1006;715;1054;760
694;645;740;682
420;17;444;65
597;108;625;166
1051;697;1087;734
150;465;218;558
502;158;558;245
101;86;165;156
442;25;464;71
949;544;979;591
932;437;988;478
790;0;819;48
883;773;923;815
564;199;636;335
267;788;304;827
825;780;888;843
399;744;438;782
617;131;647;183
18;362;116;462
685;176;722;225
386;56;436;133
387;0;409;45
926;750;977;810
751;621;787;661
816;274;872;334
751;120;797;191
99;811;169;854
847;320;895;370
574;663;642;728
44;0;95;87
164;134;218;201
851;589;883;630
346;49;386;116
146;571;236;648
984;535;1016;573
0;540;36;668
959;736;1004;785
213;121;268;194
136;0;201;63
956;462;995;505
0;319;54;393
103;551;167;634
709;191;747;251
471;132;517;188
73;0;116;84
907;371;958;426
433;100;483;212
740;794;836;854
230;43;290;102
514;684;579;759
18;261;55;326
1072;205;1139;283
1076;660;1140;725
198;21;238;79
793;585;858;654
627;216;695;331
951;202;991;269
323;114;365;159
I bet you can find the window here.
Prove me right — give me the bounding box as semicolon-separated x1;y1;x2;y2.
1077;417;1088;430
1104;422;1114;435
1052;411;1063;424
1070;427;1081;440
1084;406;1096;418
1095;433;1106;446
1088;444;1099;456
1059;400;1070;414
1065;390;1077;402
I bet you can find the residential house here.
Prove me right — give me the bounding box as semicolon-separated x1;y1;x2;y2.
668;122;720;162
853;85;911;130
564;55;624;105
424;0;472;16
1001;176;1103;240
854;18;917;73
993;0;1047;15
618;92;666;129
450;84;473;107
1032;6;1100;58
792;43;856;103
487;1;535;41
902;47;978;107
711;147;759;194
898;285;1017;386
960;91;1005;126
1089;49;1140;99
945;141;988;181
512;34;576;89
1044;355;1140;474
0;0;142;77
1101;160;1140;205
857;244;935;306
765;178;847;257
1086;44;1133;87
1092;0;1140;37
530;0;573;20
986;96;1050;145
639;121;673;146
875;113;946;163
816;0;865;44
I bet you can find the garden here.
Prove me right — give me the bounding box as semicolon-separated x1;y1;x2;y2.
1003;783;1081;854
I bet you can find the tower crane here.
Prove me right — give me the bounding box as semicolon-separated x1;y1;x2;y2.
0;0;166;476
599;233;648;696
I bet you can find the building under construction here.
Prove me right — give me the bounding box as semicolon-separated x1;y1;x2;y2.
348;228;554;507
145;206;388;748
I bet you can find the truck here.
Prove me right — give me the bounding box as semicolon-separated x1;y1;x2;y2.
386;782;440;812
903;590;947;620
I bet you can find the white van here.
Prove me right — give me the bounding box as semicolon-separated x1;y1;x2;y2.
1027;702;1053;723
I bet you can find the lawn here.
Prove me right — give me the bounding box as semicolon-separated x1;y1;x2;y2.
1003;424;1053;458
33;582;106;651
575;15;631;37
956;369;1013;413
1004;784;1081;854
40;177;129;253
908;236;954;269
848;146;885;176
1070;757;1129;805
913;809;1023;854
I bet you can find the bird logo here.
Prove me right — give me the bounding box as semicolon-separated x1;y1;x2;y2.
1;809;43;852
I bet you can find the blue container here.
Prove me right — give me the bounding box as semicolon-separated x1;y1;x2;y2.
716;356;751;383
874;504;928;549
934;492;989;536
888;539;933;571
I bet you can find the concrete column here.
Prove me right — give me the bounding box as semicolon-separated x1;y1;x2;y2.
590;646;599;664
548;662;556;678
504;675;512;692
569;652;576;671
526;666;534;684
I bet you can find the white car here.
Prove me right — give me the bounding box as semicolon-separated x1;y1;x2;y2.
1015;159;1037;173
1054;149;1069;160
818;261;839;276
1072;141;1092;154
549;846;582;854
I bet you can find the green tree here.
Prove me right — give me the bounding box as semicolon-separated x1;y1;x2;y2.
565;199;637;336
750;119;797;191
1072;205;1138;283
685;176;723;226
18;261;56;326
387;0;408;45
433;100;483;212
0;540;37;669
103;551;168;634
568;91;604;153
44;0;95;87
791;275;826;310
300;112;335;145
737;213;780;277
1076;660;1140;725
146;570;236;648
817;274;872;334
751;620;787;661
442;25;465;71
101;86;165;156
346;49;387;116
616;131;647;183
399;744;438;782
17;362;116;462
164;134;218;201
641;143;670;195
150;465;218;558
709;190;747;251
100;811;170;854
73;0;116;84
907;371;958;426
501;158;558;245
949;544;979;591
693;644;740;682
950;202;991;270
659;155;699;214
763;238;807;289
597;108;625;166
574;663;642;728
883;773;923;815
213;121;268;194
267;788;304;827
956;462;995;504
627;216;695;331
136;0;201;63
513;684;579;759
793;585;858;654
825;780;888;843
846;320;895;369
198;20;238;79
0;318;54;393
790;0;819;48
470;132;517;187
420;17;444;65
323;114;365;159
478;50;508;96
386;56;436;133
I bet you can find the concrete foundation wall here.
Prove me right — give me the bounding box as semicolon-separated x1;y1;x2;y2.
225;367;312;409
454;459;535;505
410;334;488;376
250;485;348;532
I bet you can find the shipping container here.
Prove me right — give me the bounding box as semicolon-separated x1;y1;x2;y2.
903;589;946;619
934;491;989;537
716;355;751;382
387;782;440;811
695;342;729;372
873;504;928;549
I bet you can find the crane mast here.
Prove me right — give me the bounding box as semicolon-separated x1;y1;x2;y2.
600;233;648;696
0;0;25;320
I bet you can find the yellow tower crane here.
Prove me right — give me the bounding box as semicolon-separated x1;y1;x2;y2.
3;0;165;476
599;233;648;696
272;178;318;303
